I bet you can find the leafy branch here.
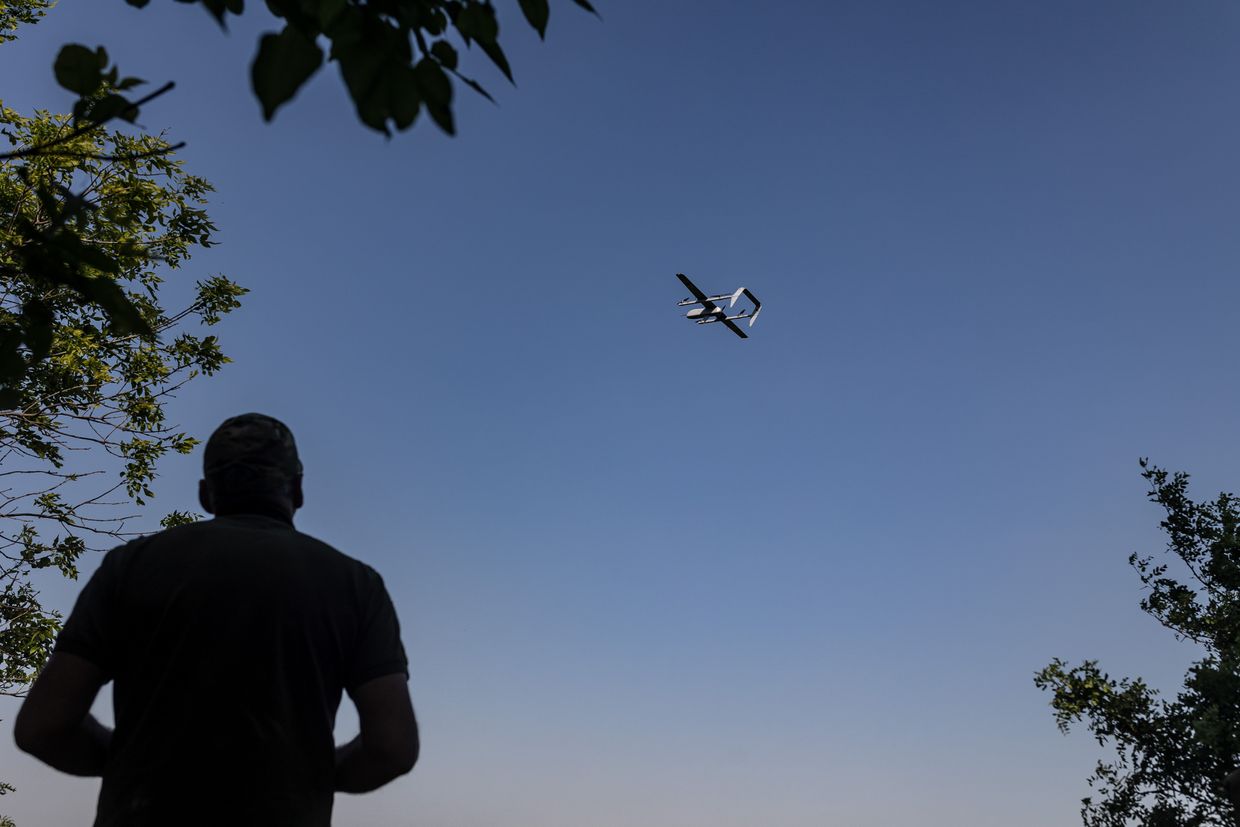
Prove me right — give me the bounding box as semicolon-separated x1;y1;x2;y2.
1036;461;1240;826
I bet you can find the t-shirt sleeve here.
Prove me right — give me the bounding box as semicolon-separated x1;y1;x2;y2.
53;544;124;678
344;567;409;690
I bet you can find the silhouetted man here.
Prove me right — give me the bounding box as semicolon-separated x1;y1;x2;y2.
14;413;418;826
1226;768;1240;825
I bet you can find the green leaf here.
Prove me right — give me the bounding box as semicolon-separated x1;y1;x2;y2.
569;0;598;14
414;58;452;108
251;24;324;120
20;300;53;362
416;59;456;135
336;47;389;133
478;39;514;84
0;326;25;397
424;100;454;136
518;0;549;38
455;3;514;84
389;65;421;130
84;94;139;124
424;8;448;36
53;44;106;96
451;69;494;103
430;40;458;71
317;0;347;28
77;278;150;335
324;5;363;53
414;59;453;134
160;510;201;528
46;229;121;275
455;2;499;45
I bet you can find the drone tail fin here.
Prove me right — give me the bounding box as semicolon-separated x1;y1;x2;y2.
741;289;761;327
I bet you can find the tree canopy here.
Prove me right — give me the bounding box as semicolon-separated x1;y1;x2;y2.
49;0;598;137
0;0;598;391
1;9;244;816
1036;460;1240;826
0;100;244;812
0;1;52;45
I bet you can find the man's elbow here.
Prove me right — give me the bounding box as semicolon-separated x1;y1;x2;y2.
369;711;418;777
13;707;52;758
12;720;34;756
380;734;419;777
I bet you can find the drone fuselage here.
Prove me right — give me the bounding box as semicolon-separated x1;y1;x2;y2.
675;273;762;340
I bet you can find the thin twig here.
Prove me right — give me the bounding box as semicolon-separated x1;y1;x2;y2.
0;83;177;162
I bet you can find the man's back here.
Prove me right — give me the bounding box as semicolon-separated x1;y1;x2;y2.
54;513;408;827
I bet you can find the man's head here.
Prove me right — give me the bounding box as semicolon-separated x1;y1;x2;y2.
199;413;303;520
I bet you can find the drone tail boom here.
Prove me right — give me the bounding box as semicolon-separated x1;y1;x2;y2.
738;289;761;327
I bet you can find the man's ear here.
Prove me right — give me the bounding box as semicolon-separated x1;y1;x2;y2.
291;475;304;511
198;479;215;514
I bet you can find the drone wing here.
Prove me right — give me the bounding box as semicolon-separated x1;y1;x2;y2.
720;317;749;339
676;273;710;303
739;288;761;327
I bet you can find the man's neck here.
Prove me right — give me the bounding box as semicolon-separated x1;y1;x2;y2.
213;500;295;525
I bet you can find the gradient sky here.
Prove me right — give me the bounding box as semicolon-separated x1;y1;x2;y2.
3;1;1240;824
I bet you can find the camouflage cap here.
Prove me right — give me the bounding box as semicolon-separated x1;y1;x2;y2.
203;413;302;482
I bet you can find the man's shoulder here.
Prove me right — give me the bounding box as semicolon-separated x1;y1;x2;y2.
288;526;379;577
109;516;383;589
133;516;360;562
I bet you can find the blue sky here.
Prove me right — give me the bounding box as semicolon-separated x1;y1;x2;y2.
3;1;1240;824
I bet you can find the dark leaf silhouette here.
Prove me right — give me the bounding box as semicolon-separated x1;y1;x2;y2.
53;44;106;96
252;25;324;120
518;0;550;38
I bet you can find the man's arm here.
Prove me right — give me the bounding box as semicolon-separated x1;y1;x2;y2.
335;673;419;793
1223;768;1240;826
13;652;112;776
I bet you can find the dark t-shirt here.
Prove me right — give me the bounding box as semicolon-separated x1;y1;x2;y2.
53;513;408;827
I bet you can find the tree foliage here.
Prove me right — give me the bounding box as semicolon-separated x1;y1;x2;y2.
0;102;245;701
0;1;52;45
1036;460;1240;826
0;12;243;818
0;47;180;392
140;0;599;134
0;0;598;390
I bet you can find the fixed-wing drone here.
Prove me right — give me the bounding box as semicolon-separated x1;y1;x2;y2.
676;273;761;339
